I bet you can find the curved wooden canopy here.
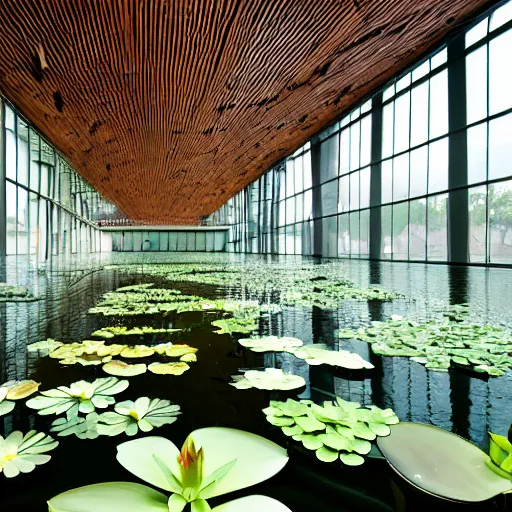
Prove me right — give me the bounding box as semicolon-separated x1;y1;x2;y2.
0;0;496;224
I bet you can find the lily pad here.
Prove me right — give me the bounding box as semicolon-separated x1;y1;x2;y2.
148;362;190;375
103;360;147;377
230;369;305;391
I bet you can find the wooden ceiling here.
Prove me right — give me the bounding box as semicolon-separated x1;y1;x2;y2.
0;0;496;224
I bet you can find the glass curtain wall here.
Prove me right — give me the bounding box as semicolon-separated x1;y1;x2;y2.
215;0;512;266
3;98;116;263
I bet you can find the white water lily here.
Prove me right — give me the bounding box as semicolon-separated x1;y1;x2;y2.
0;430;58;478
289;344;374;370
26;377;129;418
230;369;306;391
97;398;181;437
47;427;289;512
238;335;303;352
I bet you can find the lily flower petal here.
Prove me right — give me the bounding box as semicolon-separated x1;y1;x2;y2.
168;493;188;512
192;427;288;499
47;482;168;512
116;437;182;492
213;496;292;512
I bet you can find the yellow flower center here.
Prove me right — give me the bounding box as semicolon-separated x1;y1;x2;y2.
1;453;18;465
129;410;140;421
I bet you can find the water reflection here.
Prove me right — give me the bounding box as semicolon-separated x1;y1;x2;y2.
0;252;511;511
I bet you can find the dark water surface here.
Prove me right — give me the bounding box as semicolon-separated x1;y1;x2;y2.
1;252;511;512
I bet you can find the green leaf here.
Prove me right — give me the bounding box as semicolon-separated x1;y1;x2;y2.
318;434;352;452
315;446;338;463
368;423;391;437
340;453;365;466
294;415;325;433
281;425;303;437
297;434;323;451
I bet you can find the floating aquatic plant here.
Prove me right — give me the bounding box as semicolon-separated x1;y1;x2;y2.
51;413;100;439
211;317;258;335
97;398;181;437
337;307;512;376
263;398;398;466
120;345;155;358
0;380;40;416
27;338;63;353
26;377;129;418
47;427;289;511
60;354;113;366
153;343;198;357
180;353;197;363
0;430;58;478
238;336;303;352
230;369;306;391
289;344;374;370
377;422;512;502
92;325;181;339
103;360;147;377
148;362;190;375
487;432;512;481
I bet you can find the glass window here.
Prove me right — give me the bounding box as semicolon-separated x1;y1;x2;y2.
488;112;512;180
360;167;371;209
469;185;487;263
360;115;372;167
319;136;339;183
489;30;512;115
411;81;429;146
393;154;409;201
410;146;428;197
467;123;488;184
381;205;392;259
466;18;488;48
429;70;448;139
349;171;359;211
428;137;448;194
490;1;512;31
466;46;488;124
338;175;350;213
489;180;512;263
321;181;338;216
294;155;303;193
394;92;410;153
350;121;360;171
409;199;427;260
349;212;360;256
338;214;349;256
6;181;17;255
5;127;16;180
427;194;448;261
339;128;350;175
381;160;393;204
393;202;409;260
303;151;312;189
382;103;394;158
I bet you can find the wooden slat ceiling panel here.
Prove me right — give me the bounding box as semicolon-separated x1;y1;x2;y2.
0;0;496;224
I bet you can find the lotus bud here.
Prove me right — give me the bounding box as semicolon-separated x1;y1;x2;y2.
177;434;204;491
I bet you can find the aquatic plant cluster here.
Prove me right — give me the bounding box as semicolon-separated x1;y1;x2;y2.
337;305;512;376
102;262;402;308
28;338;198;375
263;398;399;466
2;260;512;508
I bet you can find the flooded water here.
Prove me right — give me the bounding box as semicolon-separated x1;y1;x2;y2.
1;252;511;512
